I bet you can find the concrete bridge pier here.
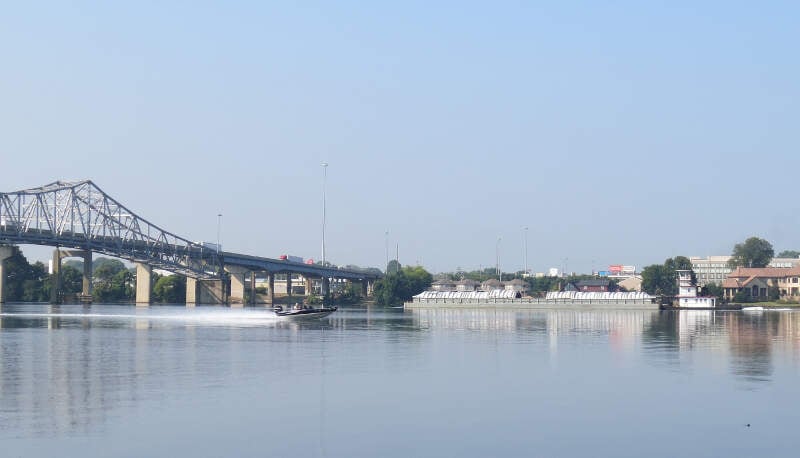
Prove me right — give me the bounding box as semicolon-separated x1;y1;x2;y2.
50;249;62;304
135;263;152;305
0;246;14;304
286;274;293;298
227;266;248;307
186;278;225;306
50;249;93;304
82;253;93;300
267;273;275;305
361;280;368;298
250;271;257;305
322;277;330;296
305;277;315;296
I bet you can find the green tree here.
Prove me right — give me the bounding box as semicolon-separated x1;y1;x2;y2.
94;258;127;280
373;266;432;306
60;265;83;294
1;246;33;301
641;256;695;296
641;264;671;296
153;275;186;303
386;259;401;274
94;266;134;302
92;258;134;302
700;282;725;303
728;237;774;268
777;250;800;258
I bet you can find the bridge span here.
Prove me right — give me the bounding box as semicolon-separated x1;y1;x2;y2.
0;180;381;305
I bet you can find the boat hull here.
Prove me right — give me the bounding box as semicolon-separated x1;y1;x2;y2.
274;306;338;319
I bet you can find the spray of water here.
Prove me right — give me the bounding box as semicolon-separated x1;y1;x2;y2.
0;307;282;328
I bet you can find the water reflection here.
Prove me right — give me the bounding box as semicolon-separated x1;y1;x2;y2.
410;307;800;385
2;304;800;444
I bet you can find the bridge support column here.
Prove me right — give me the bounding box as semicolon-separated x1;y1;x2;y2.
51;249;62;304
135;263;152;305
367;280;374;297
186;277;198;306
305;277;314;296
361;280;368;298
322;277;330;296
82;252;92;299
227;266;247;307
286;274;293;298
250;271;256;305
0;246;14;304
268;273;275;305
186;279;225;305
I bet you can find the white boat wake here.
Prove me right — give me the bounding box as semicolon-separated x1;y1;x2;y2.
0;310;281;328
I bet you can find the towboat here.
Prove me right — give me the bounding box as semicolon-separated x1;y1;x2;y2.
658;269;742;310
273;304;337;319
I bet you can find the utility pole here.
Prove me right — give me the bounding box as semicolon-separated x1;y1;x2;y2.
321;162;328;266
523;226;528;277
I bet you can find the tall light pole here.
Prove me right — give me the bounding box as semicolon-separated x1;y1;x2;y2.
523;226;528;277
321;162;328;267
496;236;502;282
216;213;222;254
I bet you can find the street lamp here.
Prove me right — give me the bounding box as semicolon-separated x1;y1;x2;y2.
496;236;502;282
523;226;528;277
321;162;328;267
216;213;222;254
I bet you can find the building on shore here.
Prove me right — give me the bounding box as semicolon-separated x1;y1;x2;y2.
565;279;617;293
481;278;503;291
431;279;457;292
504;279;528;294
691;256;800;287
456;279;479;292
722;266;800;301
617;276;643;292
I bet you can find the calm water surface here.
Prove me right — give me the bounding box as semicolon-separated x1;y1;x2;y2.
1;303;799;457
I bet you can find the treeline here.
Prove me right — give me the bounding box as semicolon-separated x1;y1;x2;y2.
1;246;186;303
373;263;433;306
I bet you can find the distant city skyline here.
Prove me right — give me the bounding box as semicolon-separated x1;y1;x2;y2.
2;2;798;274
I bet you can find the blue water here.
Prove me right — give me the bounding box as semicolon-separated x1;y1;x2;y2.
1;304;798;457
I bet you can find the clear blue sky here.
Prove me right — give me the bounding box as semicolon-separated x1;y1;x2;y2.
1;1;798;274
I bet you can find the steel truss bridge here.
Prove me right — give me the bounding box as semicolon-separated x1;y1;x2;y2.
0;180;380;282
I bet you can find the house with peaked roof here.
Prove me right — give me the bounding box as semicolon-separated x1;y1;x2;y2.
431;279;456;292
504;278;528;294
481;278;503;291
722;267;800;301
455;279;479;292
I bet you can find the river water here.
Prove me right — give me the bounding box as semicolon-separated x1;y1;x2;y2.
1;303;798;457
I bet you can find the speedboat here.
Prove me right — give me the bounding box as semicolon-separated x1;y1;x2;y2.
273;305;337;319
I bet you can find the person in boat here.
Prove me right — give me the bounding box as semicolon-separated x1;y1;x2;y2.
293;302;301;310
